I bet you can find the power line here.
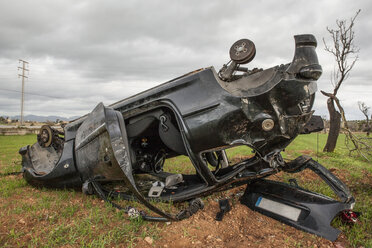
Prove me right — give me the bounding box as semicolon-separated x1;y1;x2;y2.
0;88;63;99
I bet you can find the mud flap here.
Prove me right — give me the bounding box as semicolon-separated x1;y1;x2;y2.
75;103;179;220
241;177;354;241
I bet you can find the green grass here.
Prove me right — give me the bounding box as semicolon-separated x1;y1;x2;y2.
0;133;371;247
188;133;371;247
284;133;372;247
0;134;35;173
0;135;161;247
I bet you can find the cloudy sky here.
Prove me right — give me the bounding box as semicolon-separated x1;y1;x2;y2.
0;0;371;120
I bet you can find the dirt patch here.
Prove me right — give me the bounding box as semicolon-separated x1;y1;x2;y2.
137;188;349;248
0;175;355;248
298;150;314;155
0;169;360;247
297;169;321;182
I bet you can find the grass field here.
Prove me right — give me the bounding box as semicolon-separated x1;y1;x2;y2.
0;133;371;247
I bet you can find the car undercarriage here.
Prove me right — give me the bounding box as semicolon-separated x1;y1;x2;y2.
19;34;354;241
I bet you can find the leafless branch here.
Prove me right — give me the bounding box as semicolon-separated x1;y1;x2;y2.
323;9;361;96
333;96;370;161
358;101;370;119
322;10;362;153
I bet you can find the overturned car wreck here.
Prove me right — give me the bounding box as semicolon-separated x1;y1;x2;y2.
19;34;354;241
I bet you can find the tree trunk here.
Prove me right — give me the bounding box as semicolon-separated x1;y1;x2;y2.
324;98;341;152
366;116;370;136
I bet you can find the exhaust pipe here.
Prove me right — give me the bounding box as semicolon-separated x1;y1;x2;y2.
286;34;322;80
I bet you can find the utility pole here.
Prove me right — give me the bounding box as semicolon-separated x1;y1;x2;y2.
18;59;29;125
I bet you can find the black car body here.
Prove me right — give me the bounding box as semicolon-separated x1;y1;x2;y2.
19;34;354;241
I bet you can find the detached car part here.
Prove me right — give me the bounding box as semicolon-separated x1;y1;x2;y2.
19;34;353;239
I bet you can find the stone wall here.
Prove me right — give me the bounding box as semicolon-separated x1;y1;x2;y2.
0;126;62;135
0;127;40;135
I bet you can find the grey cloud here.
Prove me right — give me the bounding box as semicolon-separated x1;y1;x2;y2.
0;0;371;118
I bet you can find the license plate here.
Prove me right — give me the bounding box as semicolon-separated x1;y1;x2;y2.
255;196;301;222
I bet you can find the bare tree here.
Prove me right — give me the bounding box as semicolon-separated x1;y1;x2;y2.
321;9;361;152
358;101;370;136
